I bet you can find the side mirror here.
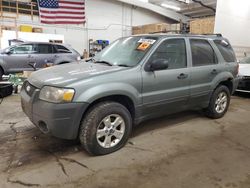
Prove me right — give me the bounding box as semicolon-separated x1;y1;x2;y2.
146;59;169;72
5;49;12;55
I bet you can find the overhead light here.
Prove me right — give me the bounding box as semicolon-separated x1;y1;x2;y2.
138;0;148;2
161;3;181;11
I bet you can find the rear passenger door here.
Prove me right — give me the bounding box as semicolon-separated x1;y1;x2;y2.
33;44;55;68
188;38;223;107
53;44;73;64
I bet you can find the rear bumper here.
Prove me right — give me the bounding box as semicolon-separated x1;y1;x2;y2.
237;76;250;92
20;84;88;140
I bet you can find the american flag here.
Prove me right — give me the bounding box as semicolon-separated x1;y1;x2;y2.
38;0;85;24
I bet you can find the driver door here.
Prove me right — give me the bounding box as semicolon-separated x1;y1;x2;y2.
141;38;191;119
3;43;35;72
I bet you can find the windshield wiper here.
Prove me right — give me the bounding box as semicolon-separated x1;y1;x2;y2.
116;64;132;67
95;61;113;66
85;58;95;62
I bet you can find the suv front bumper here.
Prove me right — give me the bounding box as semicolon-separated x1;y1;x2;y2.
20;82;88;140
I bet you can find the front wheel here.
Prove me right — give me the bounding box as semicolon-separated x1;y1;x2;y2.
205;85;231;119
79;101;132;155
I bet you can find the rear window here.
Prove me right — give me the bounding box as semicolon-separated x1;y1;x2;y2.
55;45;71;53
214;40;236;62
190;39;217;66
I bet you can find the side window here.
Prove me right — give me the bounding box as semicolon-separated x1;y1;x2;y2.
190;39;217;66
12;44;34;54
149;38;187;69
214;40;236;62
55;45;71;53
35;44;53;54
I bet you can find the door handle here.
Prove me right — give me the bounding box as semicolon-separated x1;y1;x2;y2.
211;69;217;74
28;55;34;58
177;73;188;79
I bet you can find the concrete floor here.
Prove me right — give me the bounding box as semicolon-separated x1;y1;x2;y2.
0;93;250;188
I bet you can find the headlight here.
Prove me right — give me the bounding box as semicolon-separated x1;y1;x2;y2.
77;56;81;61
39;86;75;103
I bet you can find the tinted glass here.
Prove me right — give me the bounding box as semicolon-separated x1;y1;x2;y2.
214;40;236;62
55;45;71;53
36;44;53;54
191;39;217;66
11;44;34;54
149;39;187;69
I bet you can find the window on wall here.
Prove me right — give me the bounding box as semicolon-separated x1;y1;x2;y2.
190;39;217;66
0;0;39;16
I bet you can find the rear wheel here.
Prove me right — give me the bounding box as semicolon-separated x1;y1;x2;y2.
0;69;3;81
205;85;230;119
79;101;132;155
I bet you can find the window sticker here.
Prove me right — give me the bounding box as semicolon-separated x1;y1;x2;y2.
138;38;156;44
137;42;151;51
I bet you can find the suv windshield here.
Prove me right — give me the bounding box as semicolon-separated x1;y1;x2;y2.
94;36;159;67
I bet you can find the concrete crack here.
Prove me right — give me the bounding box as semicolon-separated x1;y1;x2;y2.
125;145;155;152
43;149;69;177
4;123;18;173
60;157;94;172
7;177;40;187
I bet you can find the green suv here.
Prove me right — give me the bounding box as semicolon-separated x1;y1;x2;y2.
21;34;239;155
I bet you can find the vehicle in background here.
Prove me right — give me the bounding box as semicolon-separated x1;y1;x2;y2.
237;56;250;92
0;42;81;79
21;34;239;156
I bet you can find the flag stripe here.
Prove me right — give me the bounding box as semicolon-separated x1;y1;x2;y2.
40;10;84;14
59;6;84;10
41;20;85;24
59;1;85;5
38;0;85;25
41;15;85;19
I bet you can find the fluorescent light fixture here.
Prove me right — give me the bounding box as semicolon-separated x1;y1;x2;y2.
138;0;149;2
161;3;181;11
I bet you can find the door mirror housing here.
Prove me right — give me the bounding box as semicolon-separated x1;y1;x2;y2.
146;59;169;72
4;49;12;55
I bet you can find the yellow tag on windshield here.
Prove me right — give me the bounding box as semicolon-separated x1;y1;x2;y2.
137;42;151;51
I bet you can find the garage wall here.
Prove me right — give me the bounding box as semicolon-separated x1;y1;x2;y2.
214;0;250;60
0;0;169;54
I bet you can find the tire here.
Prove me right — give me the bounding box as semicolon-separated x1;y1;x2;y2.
79;101;132;155
205;85;231;119
0;69;3;81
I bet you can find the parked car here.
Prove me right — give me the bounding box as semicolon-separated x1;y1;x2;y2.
21;34;239;155
237;56;250;92
0;42;81;79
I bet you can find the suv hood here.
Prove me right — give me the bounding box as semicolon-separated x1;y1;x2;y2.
28;62;124;88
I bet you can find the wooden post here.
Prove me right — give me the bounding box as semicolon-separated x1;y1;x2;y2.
31;2;33;20
16;0;19;18
0;0;3;18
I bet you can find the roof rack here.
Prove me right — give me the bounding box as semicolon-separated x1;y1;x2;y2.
200;33;223;37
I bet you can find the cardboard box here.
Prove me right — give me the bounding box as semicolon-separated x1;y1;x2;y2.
22;71;33;78
19;25;32;32
32;27;43;33
190;17;215;34
170;23;181;31
132;23;171;35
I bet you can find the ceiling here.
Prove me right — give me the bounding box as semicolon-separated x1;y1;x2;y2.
149;0;217;18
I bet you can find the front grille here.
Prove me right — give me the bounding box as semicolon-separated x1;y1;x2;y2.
22;81;37;97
